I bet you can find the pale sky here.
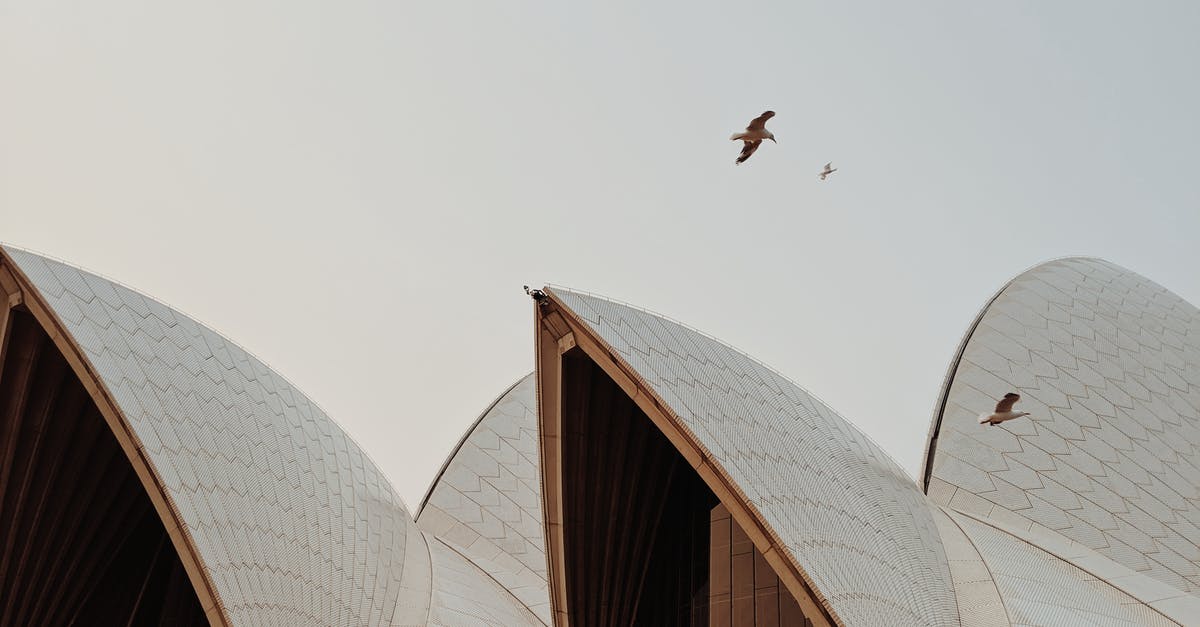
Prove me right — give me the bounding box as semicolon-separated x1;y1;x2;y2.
3;1;1198;509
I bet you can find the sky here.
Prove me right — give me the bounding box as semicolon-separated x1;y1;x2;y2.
2;0;1198;510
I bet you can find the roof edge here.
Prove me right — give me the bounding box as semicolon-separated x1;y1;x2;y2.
948;508;1188;625
541;287;842;627
919;256;1114;492
425;533;550;626
0;247;231;625
545;284;914;483
415;372;534;518
0;244;408;513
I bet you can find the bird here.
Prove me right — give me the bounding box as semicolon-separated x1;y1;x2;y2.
523;285;548;304
979;392;1031;426
731;111;776;165
818;162;838;180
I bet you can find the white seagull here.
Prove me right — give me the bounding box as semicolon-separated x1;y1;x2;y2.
979;392;1030;426
818;162;838;180
731;111;776;165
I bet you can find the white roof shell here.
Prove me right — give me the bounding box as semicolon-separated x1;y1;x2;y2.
416;373;550;624
548;287;959;626
11;243;1196;626
2;246;541;626
926;257;1200;623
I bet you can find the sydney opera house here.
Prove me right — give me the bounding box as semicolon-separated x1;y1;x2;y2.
1;243;1199;626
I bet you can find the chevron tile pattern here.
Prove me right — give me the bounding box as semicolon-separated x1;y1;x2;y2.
5;247;427;626
425;537;544;627
952;513;1176;627
932;507;1008;627
416;374;550;624
550;287;959;626
12;242;1195;626
929;258;1200;599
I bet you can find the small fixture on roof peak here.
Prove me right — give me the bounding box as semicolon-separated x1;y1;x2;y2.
523;285;548;304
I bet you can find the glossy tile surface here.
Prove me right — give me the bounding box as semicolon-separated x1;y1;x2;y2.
416;373;549;624
952;513;1175;627
6;247;427;625
4;247;546;627
550;287;959;626
928;258;1200;598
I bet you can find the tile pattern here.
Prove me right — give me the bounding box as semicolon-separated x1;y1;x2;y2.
5;247;428;626
952;513;1177;627
948;503;1200;625
416;373;550;624
425;537;544;627
550;288;959;626
928;258;1200;597
931;508;1008;626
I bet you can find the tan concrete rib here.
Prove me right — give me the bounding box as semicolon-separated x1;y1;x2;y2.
0;251;229;626
539;290;838;627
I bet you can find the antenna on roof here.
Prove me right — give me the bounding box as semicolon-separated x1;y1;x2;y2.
523;285;548;304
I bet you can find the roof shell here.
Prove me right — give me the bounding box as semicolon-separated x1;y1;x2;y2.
949;511;1176;626
416;373;550;624
425;536;545;626
926;257;1200;598
3;246;428;625
547;287;959;626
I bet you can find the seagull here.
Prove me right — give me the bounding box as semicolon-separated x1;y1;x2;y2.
979;392;1030;426
731;111;776;165
818;162;838;180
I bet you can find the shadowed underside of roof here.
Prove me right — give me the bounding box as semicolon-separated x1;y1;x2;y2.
9;241;1197;626
539;287;959;626
0;246;557;626
1;246;540;625
0;305;208;625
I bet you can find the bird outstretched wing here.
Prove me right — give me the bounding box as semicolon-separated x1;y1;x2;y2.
994;393;1020;413
746;111;775;131
736;140;762;165
824;162;832;171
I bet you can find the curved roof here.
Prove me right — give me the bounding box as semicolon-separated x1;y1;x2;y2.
926;257;1200;597
3;246;430;625
416;373;550;624
930;508;1008;626
950;511;1176;626
546;287;958;626
426;537;544;626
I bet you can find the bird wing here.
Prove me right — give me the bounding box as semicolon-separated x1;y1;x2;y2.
746;110;775;131
994;393;1020;413
736;140;762;164
824;162;832;170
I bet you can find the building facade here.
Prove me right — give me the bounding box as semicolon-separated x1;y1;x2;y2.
0;246;1196;626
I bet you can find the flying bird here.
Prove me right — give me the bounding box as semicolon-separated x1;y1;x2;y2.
979;393;1031;426
818;162;838;180
731;111;776;165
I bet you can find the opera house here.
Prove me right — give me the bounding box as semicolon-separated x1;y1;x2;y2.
1;244;1198;626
